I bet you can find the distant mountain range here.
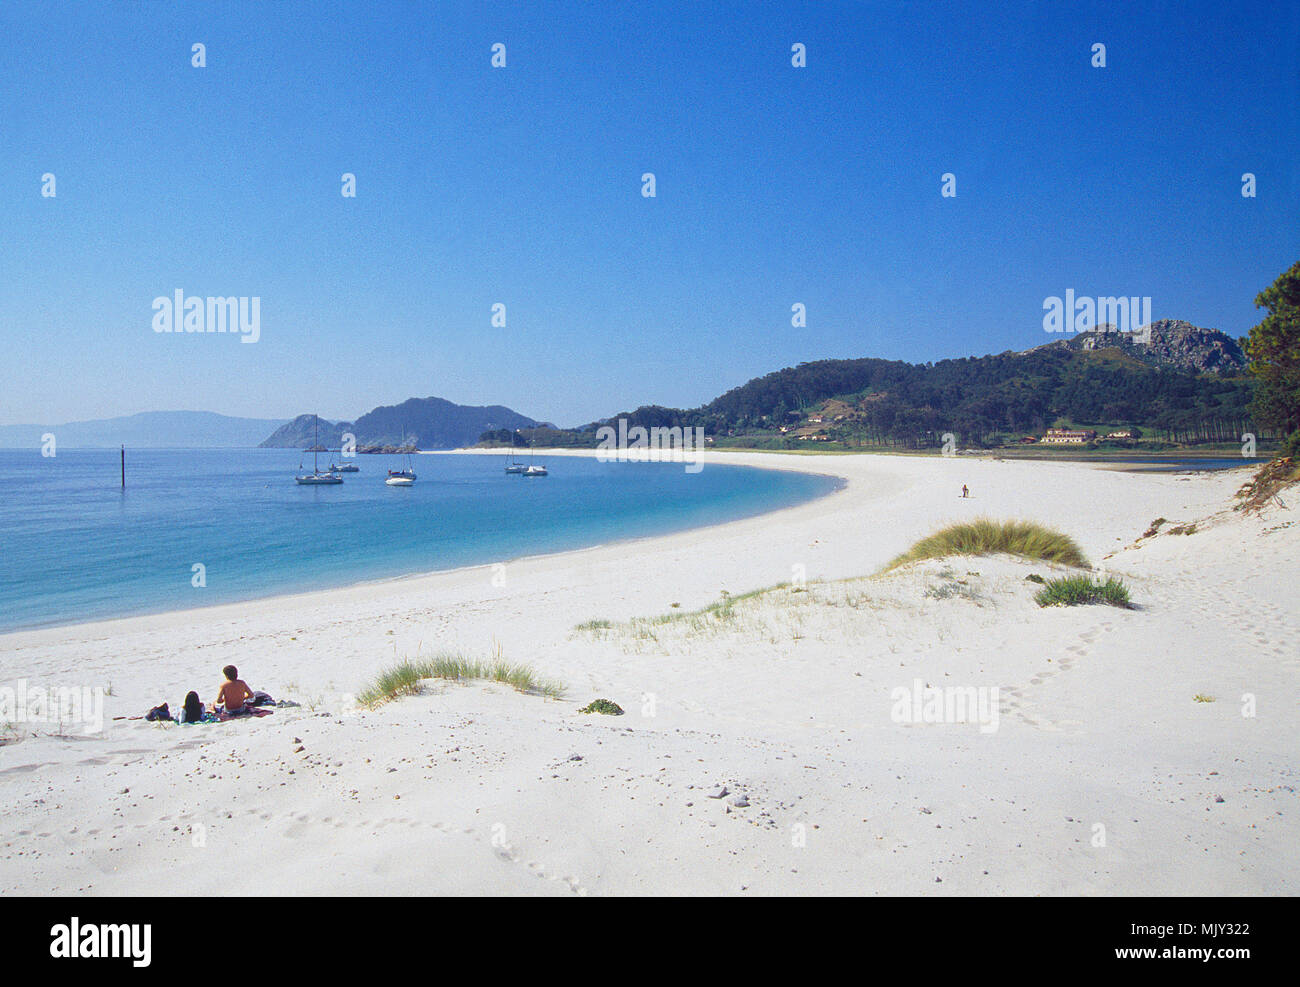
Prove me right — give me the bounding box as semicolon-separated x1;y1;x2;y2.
259;397;543;450
3;321;1252;452
0;411;288;449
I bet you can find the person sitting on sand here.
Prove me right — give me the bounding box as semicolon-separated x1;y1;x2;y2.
179;691;207;724
215;665;255;716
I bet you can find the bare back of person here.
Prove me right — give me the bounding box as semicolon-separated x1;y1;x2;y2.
217;678;254;713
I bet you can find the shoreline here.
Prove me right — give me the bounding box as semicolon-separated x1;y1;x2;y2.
0;448;1246;677
0;448;1247;648
0;449;848;642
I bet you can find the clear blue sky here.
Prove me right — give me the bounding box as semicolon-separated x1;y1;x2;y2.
1;0;1296;428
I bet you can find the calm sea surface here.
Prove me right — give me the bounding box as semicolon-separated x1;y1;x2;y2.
0;449;841;633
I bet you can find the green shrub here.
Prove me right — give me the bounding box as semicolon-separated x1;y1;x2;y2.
578;698;624;715
1034;575;1132;609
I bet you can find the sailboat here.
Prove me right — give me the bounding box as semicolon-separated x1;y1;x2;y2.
329;452;359;473
296;415;343;485
504;429;527;474
386;429;417;486
521;432;547;477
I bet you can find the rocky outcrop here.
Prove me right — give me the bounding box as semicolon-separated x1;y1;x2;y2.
1041;319;1246;374
1135;319;1247;374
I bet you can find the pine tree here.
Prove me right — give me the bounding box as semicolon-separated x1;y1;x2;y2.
1244;261;1300;457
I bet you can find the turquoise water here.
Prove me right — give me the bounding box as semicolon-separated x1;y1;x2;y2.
0;449;840;633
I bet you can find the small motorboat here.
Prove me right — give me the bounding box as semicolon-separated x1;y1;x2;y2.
522;465;548;477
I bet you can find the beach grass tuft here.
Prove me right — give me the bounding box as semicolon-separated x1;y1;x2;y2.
1033;575;1132;609
884;519;1089;572
358;651;563;706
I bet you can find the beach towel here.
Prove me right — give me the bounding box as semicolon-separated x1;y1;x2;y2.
213;708;273;722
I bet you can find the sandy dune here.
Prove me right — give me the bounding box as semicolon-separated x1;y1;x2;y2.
1;449;1295;895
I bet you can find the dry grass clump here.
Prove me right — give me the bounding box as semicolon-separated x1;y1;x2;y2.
359;651;563;706
884;519;1089;572
1234;457;1298;513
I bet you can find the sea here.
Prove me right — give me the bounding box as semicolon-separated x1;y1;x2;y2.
0;449;842;634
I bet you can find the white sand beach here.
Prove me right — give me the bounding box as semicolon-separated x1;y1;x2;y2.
1;450;1295;896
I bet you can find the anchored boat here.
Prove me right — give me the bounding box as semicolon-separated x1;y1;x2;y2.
296;415;344;485
386;431;418;486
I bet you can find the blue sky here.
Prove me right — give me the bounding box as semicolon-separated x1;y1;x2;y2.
1;0;1296;428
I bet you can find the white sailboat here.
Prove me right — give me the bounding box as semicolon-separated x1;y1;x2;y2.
386;429;418;486
505;428;527;474
296;415;343;485
521;432;547;477
329;454;359;473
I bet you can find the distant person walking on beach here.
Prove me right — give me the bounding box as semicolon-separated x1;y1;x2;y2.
961;484;969;499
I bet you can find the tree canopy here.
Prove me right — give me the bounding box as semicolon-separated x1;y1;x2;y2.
1244;260;1300;457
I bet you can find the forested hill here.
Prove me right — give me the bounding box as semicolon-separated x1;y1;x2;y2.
500;330;1259;450
693;347;1253;444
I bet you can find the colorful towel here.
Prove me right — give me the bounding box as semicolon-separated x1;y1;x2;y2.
213;708;273;722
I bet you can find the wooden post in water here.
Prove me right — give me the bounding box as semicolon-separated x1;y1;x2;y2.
121;445;125;488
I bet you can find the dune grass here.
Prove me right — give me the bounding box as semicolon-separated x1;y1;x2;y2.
575;583;796;641
1033;575;1133;609
884;519;1089;572
358;651;563;706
